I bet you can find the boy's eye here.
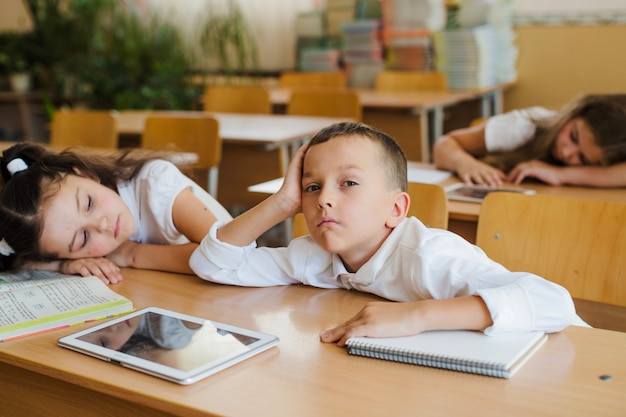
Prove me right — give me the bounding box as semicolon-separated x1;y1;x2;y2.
342;180;358;187
87;196;92;211
304;184;320;192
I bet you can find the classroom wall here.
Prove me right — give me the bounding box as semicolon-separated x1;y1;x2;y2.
505;24;626;111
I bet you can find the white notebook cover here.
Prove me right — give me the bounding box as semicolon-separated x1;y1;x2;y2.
346;330;547;378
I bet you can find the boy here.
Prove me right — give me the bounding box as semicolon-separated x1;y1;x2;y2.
190;122;583;346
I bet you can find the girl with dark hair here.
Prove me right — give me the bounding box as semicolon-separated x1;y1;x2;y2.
0;143;232;283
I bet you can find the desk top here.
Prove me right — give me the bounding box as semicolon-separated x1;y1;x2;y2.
0;268;624;417
269;83;514;110
114;111;348;147
443;177;626;222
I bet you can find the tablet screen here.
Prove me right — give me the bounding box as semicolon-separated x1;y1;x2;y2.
58;307;279;384
445;184;536;203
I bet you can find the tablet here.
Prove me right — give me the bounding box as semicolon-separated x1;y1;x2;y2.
58;307;279;385
445;183;536;203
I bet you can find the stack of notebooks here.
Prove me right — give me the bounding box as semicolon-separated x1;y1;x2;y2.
346;329;548;378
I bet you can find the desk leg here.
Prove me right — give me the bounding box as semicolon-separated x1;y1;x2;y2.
417;109;430;163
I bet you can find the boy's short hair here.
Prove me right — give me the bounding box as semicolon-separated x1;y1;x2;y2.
307;122;408;192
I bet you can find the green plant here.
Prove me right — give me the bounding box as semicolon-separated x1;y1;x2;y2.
0;32;36;74
23;0;111;92
197;1;260;79
73;2;199;110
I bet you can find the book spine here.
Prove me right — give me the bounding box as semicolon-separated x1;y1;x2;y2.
346;345;510;379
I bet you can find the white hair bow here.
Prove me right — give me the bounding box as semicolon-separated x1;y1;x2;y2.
7;158;28;176
0;238;14;256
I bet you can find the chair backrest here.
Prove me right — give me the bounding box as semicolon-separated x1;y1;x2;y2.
287;90;362;121
476;192;626;308
279;71;347;88
142;115;221;196
374;71;448;91
50;110;118;149
203;86;271;114
407;182;448;229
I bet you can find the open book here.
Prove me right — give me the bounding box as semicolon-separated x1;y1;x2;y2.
0;271;134;342
346;330;547;378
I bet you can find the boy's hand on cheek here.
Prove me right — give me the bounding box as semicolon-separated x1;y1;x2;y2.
61;258;123;284
276;143;308;214
319;301;427;347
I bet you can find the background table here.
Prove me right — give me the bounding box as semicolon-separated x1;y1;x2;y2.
115;111;347;208
0;268;623;417
270;83;513;162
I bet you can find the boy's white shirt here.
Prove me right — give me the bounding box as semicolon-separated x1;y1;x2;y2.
190;217;586;335
117;160;232;245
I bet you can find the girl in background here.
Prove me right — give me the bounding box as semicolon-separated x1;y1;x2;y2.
0;143;232;284
434;93;626;187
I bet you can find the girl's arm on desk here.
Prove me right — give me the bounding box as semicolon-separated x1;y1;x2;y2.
508;160;626;187
107;187;219;274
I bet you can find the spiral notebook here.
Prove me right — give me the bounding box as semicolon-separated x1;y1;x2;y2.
346;330;547;378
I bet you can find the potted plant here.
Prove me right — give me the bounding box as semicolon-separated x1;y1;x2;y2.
0;32;35;93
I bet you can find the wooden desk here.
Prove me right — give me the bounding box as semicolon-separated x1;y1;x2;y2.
443;179;626;244
270;83;513;162
115;111;346;207
0;268;624;417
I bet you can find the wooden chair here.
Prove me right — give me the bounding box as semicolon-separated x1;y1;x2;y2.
50;110;118;149
278;71;347;88
374;71;448;91
407;182;448;229
203;85;272;114
287;90;362;121
292;182;448;239
476;192;626;331
142;115;222;197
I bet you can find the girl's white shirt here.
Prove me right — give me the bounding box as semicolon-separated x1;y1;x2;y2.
484;107;555;153
117;160;232;245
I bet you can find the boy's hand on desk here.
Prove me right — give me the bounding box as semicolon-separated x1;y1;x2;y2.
319;301;427;347
61;257;123;284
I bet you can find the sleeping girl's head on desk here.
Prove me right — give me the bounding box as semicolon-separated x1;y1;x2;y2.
434;93;626;188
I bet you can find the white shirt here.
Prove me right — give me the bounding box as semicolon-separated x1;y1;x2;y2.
190;217;584;335
484;107;555;152
117;160;232;245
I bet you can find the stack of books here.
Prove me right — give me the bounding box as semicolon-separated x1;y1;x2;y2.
299;48;342;72
379;0;446;72
432;25;498;88
341;20;384;87
295;11;342;72
326;0;358;37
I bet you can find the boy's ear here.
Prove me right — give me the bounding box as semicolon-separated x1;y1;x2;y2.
386;191;410;228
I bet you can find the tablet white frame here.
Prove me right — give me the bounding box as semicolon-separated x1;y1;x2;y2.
58;306;279;385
